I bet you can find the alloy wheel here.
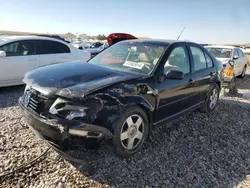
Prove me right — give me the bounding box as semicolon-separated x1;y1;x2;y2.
120;114;144;150
242;67;246;78
209;88;218;109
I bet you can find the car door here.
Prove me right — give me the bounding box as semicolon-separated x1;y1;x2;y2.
0;40;40;85
236;49;246;73
232;48;242;76
155;43;195;123
37;40;73;66
188;44;216;104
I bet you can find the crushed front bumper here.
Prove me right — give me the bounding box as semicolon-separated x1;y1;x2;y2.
19;97;113;150
221;75;235;88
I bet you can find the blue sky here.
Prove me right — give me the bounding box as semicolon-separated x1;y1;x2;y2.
1;0;250;44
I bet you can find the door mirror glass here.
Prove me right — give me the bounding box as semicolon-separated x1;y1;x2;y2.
164;70;184;80
0;51;6;57
233;55;239;60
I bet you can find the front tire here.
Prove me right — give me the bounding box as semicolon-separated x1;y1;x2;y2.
240;65;247;78
200;85;220;113
112;107;149;158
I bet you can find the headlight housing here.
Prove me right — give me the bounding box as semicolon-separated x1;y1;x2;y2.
24;85;30;93
222;63;234;77
49;98;88;120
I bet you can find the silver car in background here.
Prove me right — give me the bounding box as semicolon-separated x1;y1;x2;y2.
205;45;248;78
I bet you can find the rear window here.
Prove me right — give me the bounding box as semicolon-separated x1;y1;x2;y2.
37;40;70;54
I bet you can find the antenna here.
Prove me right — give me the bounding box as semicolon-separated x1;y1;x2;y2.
177;27;185;40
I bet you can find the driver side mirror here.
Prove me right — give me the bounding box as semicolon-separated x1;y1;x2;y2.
228;60;235;67
0;51;6;57
164;70;184;80
233;55;239;60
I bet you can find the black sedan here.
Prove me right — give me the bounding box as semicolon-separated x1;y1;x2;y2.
19;39;222;157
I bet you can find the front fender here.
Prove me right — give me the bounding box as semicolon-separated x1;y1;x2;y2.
86;92;155;134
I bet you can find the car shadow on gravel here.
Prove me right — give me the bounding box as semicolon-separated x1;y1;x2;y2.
65;99;250;188
235;71;250;90
0;85;24;108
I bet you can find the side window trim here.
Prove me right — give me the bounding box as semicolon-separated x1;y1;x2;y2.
0;41;18;57
163;43;191;75
188;44;208;72
237;49;244;58
0;40;37;57
203;50;214;68
233;49;239;57
184;45;192;75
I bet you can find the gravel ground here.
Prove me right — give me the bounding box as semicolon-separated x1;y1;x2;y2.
0;70;250;188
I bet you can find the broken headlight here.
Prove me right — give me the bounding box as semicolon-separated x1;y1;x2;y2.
223;63;235;77
49;98;88;120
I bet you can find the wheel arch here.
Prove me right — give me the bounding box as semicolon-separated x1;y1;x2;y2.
136;103;153;136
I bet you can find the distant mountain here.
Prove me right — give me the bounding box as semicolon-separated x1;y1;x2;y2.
0;30;76;39
0;30;151;41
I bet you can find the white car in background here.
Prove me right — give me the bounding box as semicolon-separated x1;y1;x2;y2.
86;41;109;57
205;45;248;78
243;46;250;53
72;42;92;50
0;36;91;87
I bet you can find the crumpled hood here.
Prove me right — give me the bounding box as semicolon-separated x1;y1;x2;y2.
23;61;140;98
216;58;230;64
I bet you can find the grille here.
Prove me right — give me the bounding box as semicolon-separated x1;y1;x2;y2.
26;89;54;114
28;97;39;111
27;94;44;114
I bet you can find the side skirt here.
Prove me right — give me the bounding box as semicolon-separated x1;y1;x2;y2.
153;101;205;126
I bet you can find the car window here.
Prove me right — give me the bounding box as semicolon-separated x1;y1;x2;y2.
206;47;232;59
90;42;103;48
38;40;70;54
164;46;190;74
190;46;207;71
237;49;244;58
204;52;213;67
0;40;36;56
233;49;239;57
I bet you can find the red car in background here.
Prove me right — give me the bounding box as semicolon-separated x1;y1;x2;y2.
107;33;138;46
89;33;137;58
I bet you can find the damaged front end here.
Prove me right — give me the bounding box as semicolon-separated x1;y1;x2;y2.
221;60;236;91
19;85;113;151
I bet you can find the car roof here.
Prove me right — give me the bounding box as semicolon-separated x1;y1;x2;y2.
119;39;192;46
0;35;68;45
205;45;235;49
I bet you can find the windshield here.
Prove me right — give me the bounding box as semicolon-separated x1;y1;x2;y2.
90;42;104;48
88;41;166;75
206;47;232;58
0;39;6;46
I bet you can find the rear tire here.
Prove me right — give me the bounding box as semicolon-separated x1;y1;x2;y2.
200;85;220;113
112;106;149;158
